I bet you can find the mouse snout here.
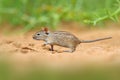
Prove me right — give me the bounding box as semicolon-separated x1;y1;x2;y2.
33;36;36;39
33;35;40;40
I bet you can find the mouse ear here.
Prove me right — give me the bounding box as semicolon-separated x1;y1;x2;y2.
42;27;49;34
44;27;48;32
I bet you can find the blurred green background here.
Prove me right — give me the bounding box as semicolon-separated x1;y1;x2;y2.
0;0;120;31
0;60;120;80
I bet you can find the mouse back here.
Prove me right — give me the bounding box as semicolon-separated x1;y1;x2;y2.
46;31;80;47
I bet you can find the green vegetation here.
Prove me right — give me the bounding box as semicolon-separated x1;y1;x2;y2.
0;0;120;31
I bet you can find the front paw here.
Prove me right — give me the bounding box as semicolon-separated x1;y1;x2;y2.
41;44;46;47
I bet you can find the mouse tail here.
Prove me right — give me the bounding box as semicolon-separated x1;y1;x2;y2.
80;37;112;43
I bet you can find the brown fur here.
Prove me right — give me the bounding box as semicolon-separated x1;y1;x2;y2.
33;28;112;53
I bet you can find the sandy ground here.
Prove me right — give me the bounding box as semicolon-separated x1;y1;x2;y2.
0;24;120;70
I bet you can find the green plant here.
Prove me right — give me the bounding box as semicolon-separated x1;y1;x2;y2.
0;0;120;31
84;0;120;25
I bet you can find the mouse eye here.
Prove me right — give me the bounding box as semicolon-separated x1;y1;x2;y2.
37;33;40;35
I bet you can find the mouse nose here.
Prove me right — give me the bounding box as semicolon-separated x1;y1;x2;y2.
33;36;36;39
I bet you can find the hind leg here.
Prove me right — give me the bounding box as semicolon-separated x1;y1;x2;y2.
63;47;76;53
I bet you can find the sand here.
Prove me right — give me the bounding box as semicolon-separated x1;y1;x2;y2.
0;24;120;69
